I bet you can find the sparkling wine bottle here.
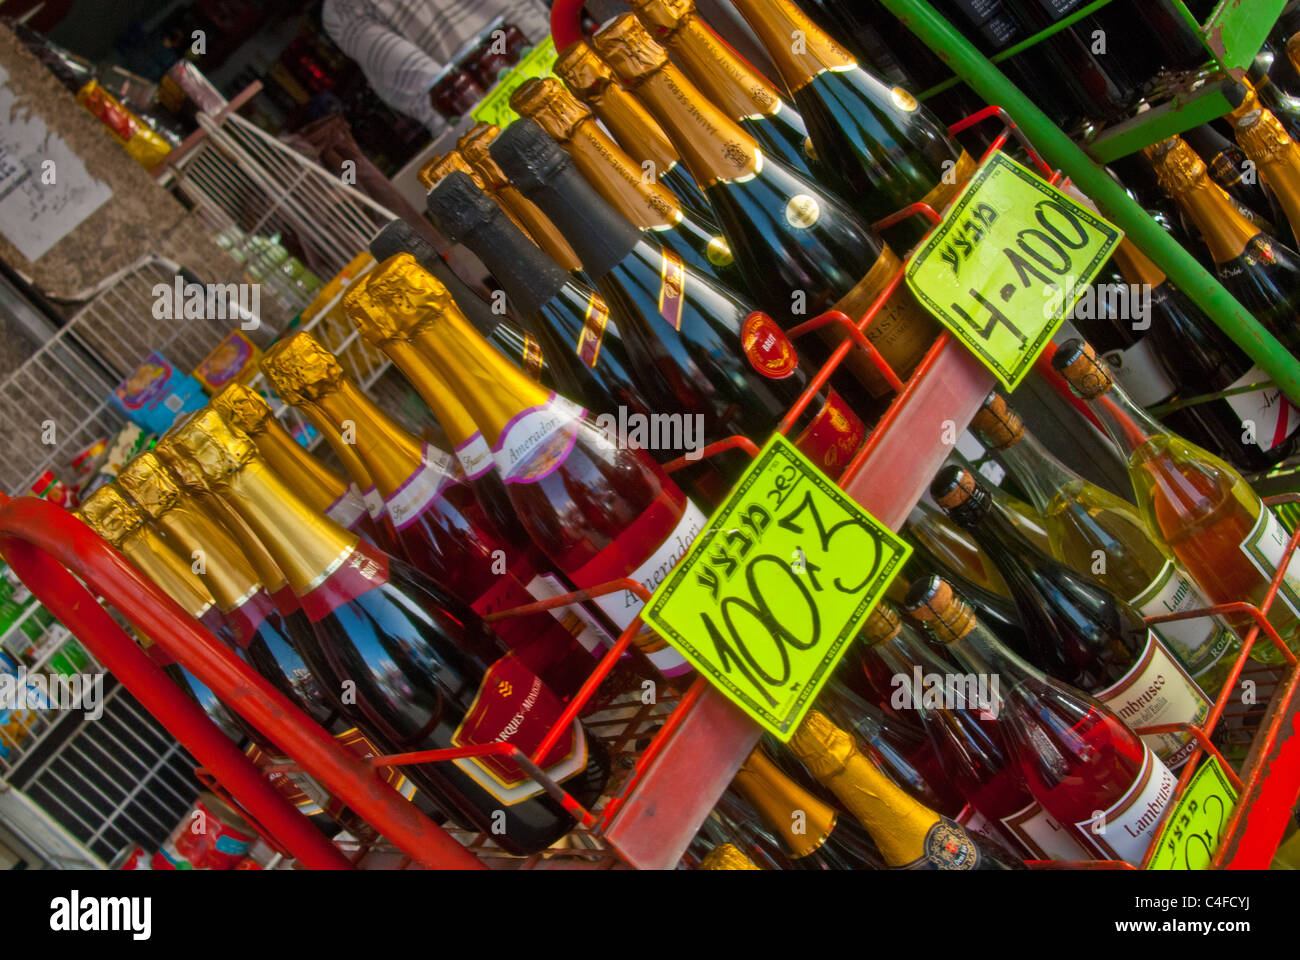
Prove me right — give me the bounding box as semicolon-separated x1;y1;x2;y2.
625;0;819;181
1229;76;1300;143
971;392;1240;696
1182;123;1287;244
861;599;1089;861
932;464;1211;769
553;39;714;222
591;14;940;401
508;76;747;293
788;708;1023;869
173;408;610;855
1237;107;1300;252
258;332;596;697
686;792;792;869
729;0;975;248
1053;339;1300;665
907;577;1177;866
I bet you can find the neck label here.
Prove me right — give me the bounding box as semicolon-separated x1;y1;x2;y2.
299;541;389;622
577;294;610;369
385;443;456;531
454;432;494;480
493;393;586;484
325;487;368;530
359;485;386;520
522;334;545;381
659;250;687;331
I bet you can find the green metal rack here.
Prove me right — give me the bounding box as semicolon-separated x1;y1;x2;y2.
880;0;1300;407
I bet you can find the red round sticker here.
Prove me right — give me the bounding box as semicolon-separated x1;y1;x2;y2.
741;312;798;380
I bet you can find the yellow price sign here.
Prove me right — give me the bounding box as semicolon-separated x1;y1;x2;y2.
905;152;1122;391
1145;758;1238;870
641;434;909;739
471;38;558;129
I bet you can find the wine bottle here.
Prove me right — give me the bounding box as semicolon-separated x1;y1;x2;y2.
971;392;1239;697
508;76;748;294
172;408;611;855
1182;123;1288;244
687;792;791;869
258;332;597;697
418;150;537;240
553;39;715;223
932;464;1212;770
728;0;975;248
861;599;1090;861
788;708;1023;869
363;252;706;679
625;0;819;181
1146;136;1300;354
1249;46;1300;138
591;14;941;400
1053;339;1300;665
457;124;585;274
489;118;869;481
907;577;1178;865
1229;77;1300;143
1237;107;1300;251
209;383;403;557
731;744;884;869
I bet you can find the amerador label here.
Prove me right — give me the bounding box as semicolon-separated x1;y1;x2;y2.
492;393;586;484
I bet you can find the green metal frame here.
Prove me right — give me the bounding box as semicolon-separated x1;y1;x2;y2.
876;0;1300;407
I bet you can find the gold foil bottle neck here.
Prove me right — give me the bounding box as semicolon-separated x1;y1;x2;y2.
592;14;672;83
788;710;855;782
1227;77;1261;124
78;484;145;546
970;391;1025;451
350;253;457;344
117;452;184;520
510;77;592;143
904;577;977;643
860;600;903;645
154;438;212;496
1236;108;1293;165
554;40;618;101
1055;340;1114;399
698;843;760;870
458;123;509;188
211;382;274;438
732;746;837;858
260;333;346;405
172;408;259;489
628;0;694;39
420;150;487;192
1147;136;1207;195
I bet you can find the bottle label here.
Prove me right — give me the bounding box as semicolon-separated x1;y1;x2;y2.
359;485;386;521
1131;561;1234;683
1101;339;1177;408
1093;631;1210;769
298;541;389;623
1001;798;1090;861
325;487;368;530
384;443;456;531
332;726;417;800
525;572;618;655
1074;746;1176;866
706;236;735;267
785;194;822;229
740;312;799;380
1239;506;1300;618
1225;365;1300;451
793;390;867;480
901;816;981;870
522;334;545;381
659;249;687;331
450;653;588;805
576;294;610;369
453;432;494;480
493;393;586;484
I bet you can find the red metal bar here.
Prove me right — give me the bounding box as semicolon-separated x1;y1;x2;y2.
0;495;484;870
662;436;760;473
785;308;907;396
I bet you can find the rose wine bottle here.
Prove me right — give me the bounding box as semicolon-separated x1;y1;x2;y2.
210;383;402;557
591;14;941;401
173;408;611;855
489;118;869;481
907;577;1178;866
1053;339;1300;665
376;261;706;680
971;392;1240;697
626;0;818;181
259;332;597;697
932;464;1212;770
553;39;714;223
729;0;974;248
508;76;747;294
788;708;1023;869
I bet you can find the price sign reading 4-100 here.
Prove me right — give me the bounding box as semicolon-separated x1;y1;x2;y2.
906;152;1122;391
641;435;909;740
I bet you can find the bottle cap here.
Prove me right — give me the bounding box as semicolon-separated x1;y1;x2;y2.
1050;338;1114;399
592;14;671;83
970;391;1024;451
1236;108;1292;164
510;77;592;143
259;333;346;405
457;123;510;189
903;576;977;642
1145;136;1207;195
154;438;213;497
929;464;992;528
211;382;274;437
490;118;573;194
117;452;183;520
787;709;853;780
427;171;502;242
78;484;144;546
348;254;458;345
554;40;618;101
172;408;259;488
627;0;694;40
369;219;435;265
698;843;760;870
859;599;903;646
418;150;486;192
